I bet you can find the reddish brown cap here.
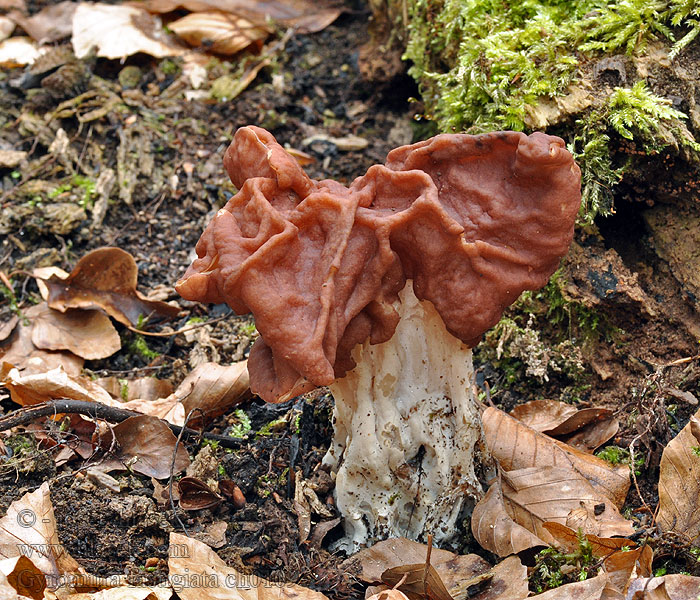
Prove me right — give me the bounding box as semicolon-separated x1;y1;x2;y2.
176;126;581;402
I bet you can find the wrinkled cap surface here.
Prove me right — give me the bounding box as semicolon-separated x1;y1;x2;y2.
176;126;581;402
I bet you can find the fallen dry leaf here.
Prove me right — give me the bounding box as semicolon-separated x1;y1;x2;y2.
67;587;173;600
626;575;700;599
96;376;174;402
657;407;700;538
0;16;15;42
0;315;17;342
367;591;410;600
0;364;119;407
72;3;186;59
177;476;222;510
44;247;180;327
0;314;84;375
471;476;548;556
168;531;330;599
29;302;120;360
8;1;75;43
510;400;578;433
0;482;84;584
346;538;478;584
141;0;342;33
528;574;616;599
175;360;250;423
510;400;618;451
293;468;333;543
381;561;453;600
483;407;630;507
501;467;633;540
104;415;191;479
0;555;46;599
168;11;268;55
0;36;40;66
543;523;650;594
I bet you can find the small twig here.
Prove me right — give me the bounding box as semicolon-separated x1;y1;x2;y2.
169;407;205;536
0;399;247;449
125;311;232;337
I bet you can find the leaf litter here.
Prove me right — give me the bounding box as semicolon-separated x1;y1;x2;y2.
1;0;700;598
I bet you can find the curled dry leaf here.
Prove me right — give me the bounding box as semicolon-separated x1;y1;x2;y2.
500;467;633;541
168;11;269;55
72;3;186;59
471;476;548;556
8;1;75;43
177;476;223;510
526;574;616;599
96;376;174;402
176;360;250;423
219;480;246;509
168;531;330;600
483;407;630;508
543;522;651;594
108;415;191;479
0;315;16;342
44;247;180;327
0;314;84;375
29;302;120;360
141;0;342;33
626;575;700;600
0;482;84;583
510;400;578;433
0;555;46;599
0;36;40;67
657;407;700;538
0;364;118;407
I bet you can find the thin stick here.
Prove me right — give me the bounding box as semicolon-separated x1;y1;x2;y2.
0;399;247;449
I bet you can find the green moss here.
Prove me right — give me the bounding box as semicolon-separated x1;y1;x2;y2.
530;529;596;593
228;409;252;438
125;333;160;361
402;0;700;222
596;445;644;474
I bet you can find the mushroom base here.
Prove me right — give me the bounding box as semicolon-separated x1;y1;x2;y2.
324;281;488;552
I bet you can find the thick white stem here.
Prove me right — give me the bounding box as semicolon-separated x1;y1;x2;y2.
324;281;486;552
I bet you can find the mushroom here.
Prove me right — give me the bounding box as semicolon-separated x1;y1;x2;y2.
176;126;581;551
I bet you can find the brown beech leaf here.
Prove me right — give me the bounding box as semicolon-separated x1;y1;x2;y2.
526;574;616;599
546;407;617;437
471;477;547;557
543;522;632;557
0;314;84;376
0;315;17;342
108;415;190;479
141;0;342;33
176;360;251;423
627;575;700;600
367;591;410;600
168;532;330;600
345;538;485;584
29;302;120;360
96;376;174;402
510;400;578;432
542;522;650;594
168;11;269;54
483;407;630;508
562;416;619;454
382;563;453;600
657;407;700;538
1;364;119;407
72;3;186;59
8;1;75;43
44;247;180;327
177;476;223;510
501;467;633;540
0;556;46;599
0;482;84;582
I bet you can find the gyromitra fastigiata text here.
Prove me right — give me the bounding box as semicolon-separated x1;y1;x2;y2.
176;126;581;551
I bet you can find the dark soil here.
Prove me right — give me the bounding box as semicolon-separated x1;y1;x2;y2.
1;0;700;596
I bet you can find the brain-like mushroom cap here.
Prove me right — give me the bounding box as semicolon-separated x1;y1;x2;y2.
176;126;581;402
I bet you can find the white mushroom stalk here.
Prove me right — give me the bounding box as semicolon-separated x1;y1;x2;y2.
324;281;487;551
